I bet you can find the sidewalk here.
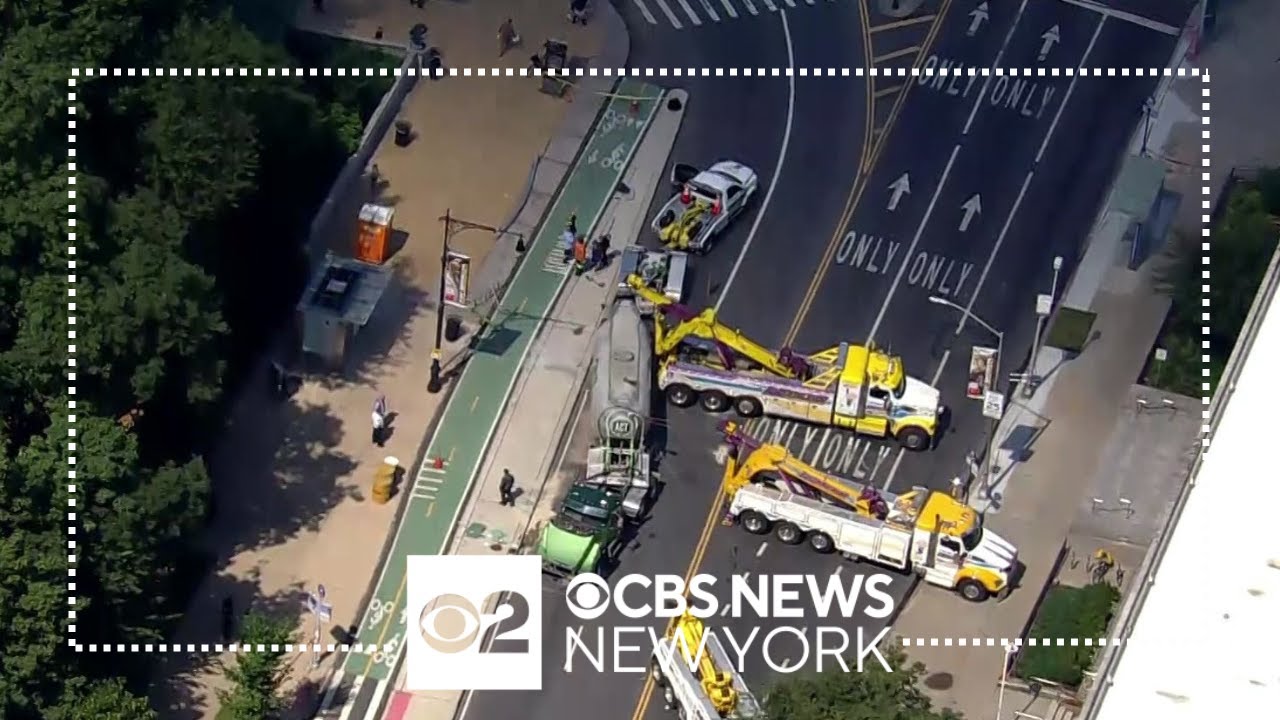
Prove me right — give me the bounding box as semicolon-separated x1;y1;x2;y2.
380;86;688;720
893;2;1280;716
150;3;607;719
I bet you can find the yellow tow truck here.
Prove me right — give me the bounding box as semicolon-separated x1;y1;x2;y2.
718;421;1019;601
625;276;944;451
649;613;762;719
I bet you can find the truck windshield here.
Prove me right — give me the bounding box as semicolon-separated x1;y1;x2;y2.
892;373;906;399
961;519;983;553
563;504;608;523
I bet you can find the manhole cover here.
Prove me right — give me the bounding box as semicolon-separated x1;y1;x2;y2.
923;672;954;690
875;0;925;18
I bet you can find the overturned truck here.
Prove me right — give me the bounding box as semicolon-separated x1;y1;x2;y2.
539;299;656;579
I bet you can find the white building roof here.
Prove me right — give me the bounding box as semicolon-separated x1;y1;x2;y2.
1092;275;1280;718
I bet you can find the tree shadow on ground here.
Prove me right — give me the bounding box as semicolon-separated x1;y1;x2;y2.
149;571;329;720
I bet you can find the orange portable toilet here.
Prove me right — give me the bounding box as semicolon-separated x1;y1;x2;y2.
355;203;395;264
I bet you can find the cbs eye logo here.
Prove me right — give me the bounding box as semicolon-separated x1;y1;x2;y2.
565;573;612;620
418;592;531;654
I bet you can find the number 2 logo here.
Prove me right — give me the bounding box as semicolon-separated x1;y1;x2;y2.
418;591;531;654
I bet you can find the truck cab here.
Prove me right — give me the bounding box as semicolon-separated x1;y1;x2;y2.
828;345;943;450
539;483;625;580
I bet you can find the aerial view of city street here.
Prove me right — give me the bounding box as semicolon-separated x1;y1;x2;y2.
3;0;1278;719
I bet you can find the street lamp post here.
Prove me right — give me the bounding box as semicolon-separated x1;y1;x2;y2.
427;210;525;393
1023;255;1064;399
928;295;1004;496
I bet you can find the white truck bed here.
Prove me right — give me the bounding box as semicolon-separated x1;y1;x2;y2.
615;245;688;315
729;484;914;569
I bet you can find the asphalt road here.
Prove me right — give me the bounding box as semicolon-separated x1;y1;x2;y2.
457;2;1191;719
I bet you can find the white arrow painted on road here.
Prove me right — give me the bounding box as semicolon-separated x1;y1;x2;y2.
967;2;989;37
1039;25;1060;61
959;194;982;232
887;173;911;211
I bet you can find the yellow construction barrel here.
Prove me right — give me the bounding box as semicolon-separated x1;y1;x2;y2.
372;456;399;505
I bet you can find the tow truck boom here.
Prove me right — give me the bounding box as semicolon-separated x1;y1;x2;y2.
677;614;736;713
624;274;809;379
651;612;762;719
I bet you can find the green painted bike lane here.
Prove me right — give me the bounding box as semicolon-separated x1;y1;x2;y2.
344;78;662;684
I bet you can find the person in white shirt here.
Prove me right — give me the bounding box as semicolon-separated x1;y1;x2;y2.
372;395;388;447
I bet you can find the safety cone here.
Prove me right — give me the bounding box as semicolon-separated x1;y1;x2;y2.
433;456;445;469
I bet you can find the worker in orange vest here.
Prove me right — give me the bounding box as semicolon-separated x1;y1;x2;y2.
572;235;589;274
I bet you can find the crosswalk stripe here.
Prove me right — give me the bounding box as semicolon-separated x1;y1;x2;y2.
742;0;758;15
761;0;778;12
653;0;684;28
804;0;816;5
782;0;797;7
632;0;659;24
674;0;703;25
699;0;721;22
718;0;738;18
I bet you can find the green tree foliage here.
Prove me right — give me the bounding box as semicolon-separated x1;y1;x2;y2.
1154;178;1279;396
0;1;392;717
217;613;294;720
1015;583;1119;687
762;643;961;720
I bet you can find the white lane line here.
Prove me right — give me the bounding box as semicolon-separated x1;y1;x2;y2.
756;541;769;557
782;0;797;7
653;0;684;28
675;0;703;25
714;9;797;312
632;0;659;25
1055;0;1179;35
761;0;778;11
742;0;758;15
1037;17;1106;163
880;18;1109;493
962;0;1030;135
804;0;816;4
718;0;739;18
864;144;961;342
700;0;721;22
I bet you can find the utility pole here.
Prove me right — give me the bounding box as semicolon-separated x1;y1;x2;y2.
1023;256;1064;398
427;211;525;393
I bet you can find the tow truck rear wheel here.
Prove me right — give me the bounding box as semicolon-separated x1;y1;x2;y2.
775;521;804;545
808;531;835;554
739;510;770;535
957;578;990;602
896;426;931;451
733;396;763;418
665;384;697;408
699;390;729;413
649;658;666;686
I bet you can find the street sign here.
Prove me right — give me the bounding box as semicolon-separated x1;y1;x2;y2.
305;590;333;623
1035;293;1053;317
1154;347;1168;362
317;601;333;623
967;346;998;400
983;391;1006;420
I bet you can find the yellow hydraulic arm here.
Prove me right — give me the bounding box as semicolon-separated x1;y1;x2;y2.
659;201;711;249
718;420;887;518
624;275;810;379
673;612;738;715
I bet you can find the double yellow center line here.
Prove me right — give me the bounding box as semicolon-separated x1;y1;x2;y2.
627;3;956;718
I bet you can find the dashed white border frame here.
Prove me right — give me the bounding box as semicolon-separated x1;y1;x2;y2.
65;66;1210;656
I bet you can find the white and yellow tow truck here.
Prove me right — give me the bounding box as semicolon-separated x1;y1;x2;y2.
626;276;944;451
717;421;1020;601
649;613;762;720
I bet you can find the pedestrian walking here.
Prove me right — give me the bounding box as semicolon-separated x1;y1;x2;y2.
497;18;520;57
220;596;235;642
369;164;381;195
498;469;516;506
372;395;388;447
591;233;611;271
568;0;589;25
561;227;576;263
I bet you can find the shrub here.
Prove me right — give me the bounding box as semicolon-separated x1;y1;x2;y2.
1015;583;1119;687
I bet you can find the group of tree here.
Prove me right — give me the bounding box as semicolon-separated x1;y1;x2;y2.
0;1;390;717
1154;168;1280;397
762;644;961;720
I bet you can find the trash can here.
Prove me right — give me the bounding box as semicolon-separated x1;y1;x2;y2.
394;120;412;147
444;315;463;342
372;456;399;505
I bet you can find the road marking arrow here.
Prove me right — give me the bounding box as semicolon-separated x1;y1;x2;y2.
959;194;982;232
967;2;989;37
887;173;911;211
1039;25;1060;61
